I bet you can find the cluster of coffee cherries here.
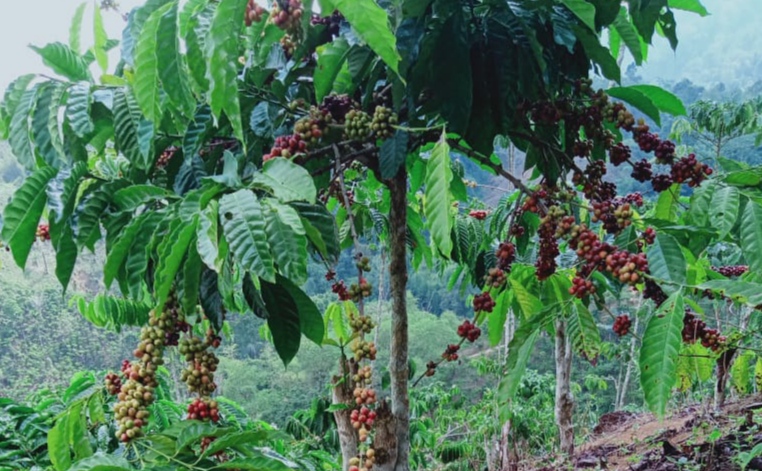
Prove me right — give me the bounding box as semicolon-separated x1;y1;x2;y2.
270;0;303;33
472;292;496;313
244;0;265;26
311;10;343;37
569;276;596;298
187;397;220;423
496;241;516;272
683;311;726;352
348;448;376;471
179;334;220;396
484;267;507;288
351;339;378;362
442;344;460;362
349;278;373;302
469;209;488;220
456;320;481;342
114;301;181;442
712;265;749;277
370;106;398;140
350;312;375;334
331;280;351;301
350;407;377;440
612;315;632;337
36;224;50;242
104;372;122;395
156;146;177;169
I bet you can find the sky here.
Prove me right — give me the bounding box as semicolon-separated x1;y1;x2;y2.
0;0;760;96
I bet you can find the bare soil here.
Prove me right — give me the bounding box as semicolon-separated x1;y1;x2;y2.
531;395;762;470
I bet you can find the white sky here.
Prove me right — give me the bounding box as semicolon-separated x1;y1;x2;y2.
0;0;759;96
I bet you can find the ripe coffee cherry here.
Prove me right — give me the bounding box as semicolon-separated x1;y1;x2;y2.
473;292;496;313
156;146;177;169
651;174;674;192
644;279;667;307
270;0;303;32
469;209;488;220
654;140;676;164
187;397;221;423
311;11;343;37
332;280;351;301
495;241;516;271
244;0;265;26
631;159;653;183
353;387;377;406
612;315;632;337
442;344;460;362
349;279;372;302
105;373;122;395
35;224;51;242
320;94;355;123
263;133;308;162
608;142;631;166
352;365;373;385
712;265;749;277
536;213;560;281
670;154;713;188
425;361;437;377
484;267;506;288
569;276;595;298
456;320;481;342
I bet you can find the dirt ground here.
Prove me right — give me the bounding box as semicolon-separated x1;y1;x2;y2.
532;395;762;470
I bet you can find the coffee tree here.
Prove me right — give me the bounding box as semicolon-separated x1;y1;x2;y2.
4;0;762;469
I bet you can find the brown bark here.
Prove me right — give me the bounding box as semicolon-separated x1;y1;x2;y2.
383;169;410;471
554;319;574;457
715;348;737;409
333;356;359;470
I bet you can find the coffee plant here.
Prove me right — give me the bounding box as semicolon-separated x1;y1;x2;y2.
4;0;762;469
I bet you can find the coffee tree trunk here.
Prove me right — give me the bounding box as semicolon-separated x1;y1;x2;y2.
333;356;359;469
554;319;574;457
384;170;410;471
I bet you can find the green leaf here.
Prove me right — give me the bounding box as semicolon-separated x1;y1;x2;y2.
66;82;94;137
508;276;542;318
332;0;401;76
646;232;686;287
488;290;512;347
314;38;350;102
654;183;679;221
290;202;340;264
278;275;324;345
380;130;408;180
741;202;762;274
185;3;214;94
9;84;40;169
30;42;91;81
68;402;92;460
639;290;684;417
104;211;160;288
261;279;301;365
68;455;132;471
253;158;317;204
574;25;620;83
687;180;714;227
627;84;686;116
133;3;170;121
668;0;708;16
154;216;198;311
607;86;661;125
561;0;596;31
612;7;643;64
201;430;270;457
125;211;166;298
74;182;125;250
183;105;214;160
48;414;72;471
182;241;203;314
499;327;539;414
219;190;276;282
213;455;293;471
198;199;224;272
1;166;57;268
114;88;150;168
32;82;66;167
262;199;308;285
698;280;762;308
206;0;247;142
157;2;196;117
731;351;755;394
709;186;739;240
113;185;173;212
69;3;87;53
92;1;109;72
568;301;602;362
425;132;453;257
